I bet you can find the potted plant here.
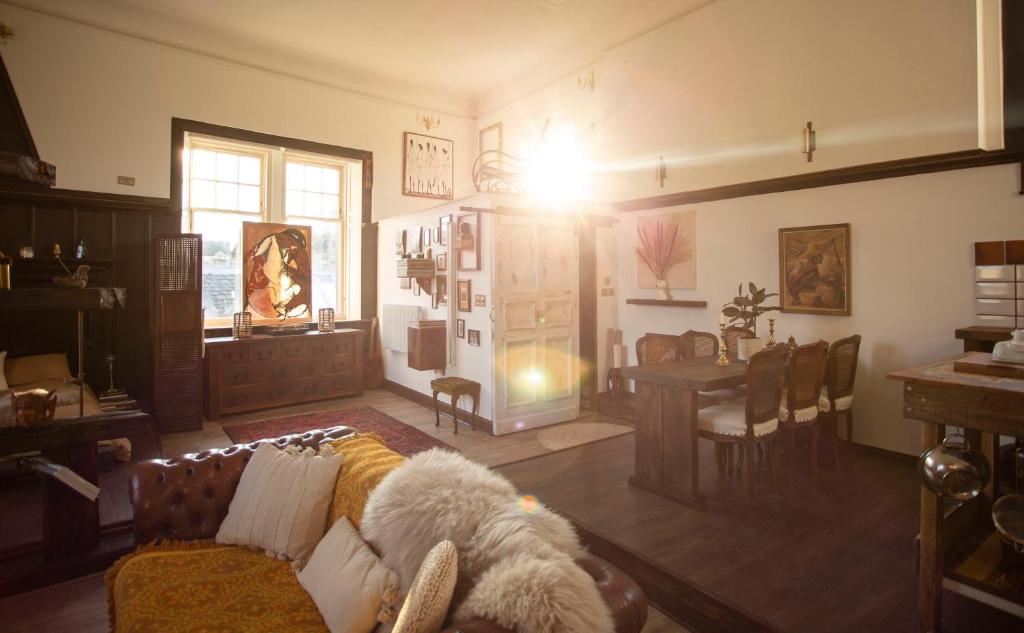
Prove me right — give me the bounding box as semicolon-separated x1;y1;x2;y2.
722;282;780;360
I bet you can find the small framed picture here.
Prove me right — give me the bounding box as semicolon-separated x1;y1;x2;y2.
408;227;422;254
395;230;407;256
436;252;447;272
457;212;481;271
431;291;439;309
439;215;451;246
433;227;441;243
457;279;472;312
423;226;432;247
436;275;447;305
467;329;480;346
400;277;411;290
413;281;421;296
474;294;486;307
456;318;465;338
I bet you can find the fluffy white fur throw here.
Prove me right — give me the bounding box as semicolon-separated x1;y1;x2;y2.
361;449;612;633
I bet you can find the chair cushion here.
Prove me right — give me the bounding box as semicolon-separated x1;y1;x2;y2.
698;403;777;437
779;404;819;423
216;443;342;562
818;387;854;412
699;386;747;405
326;433;406;529
108;542;328;633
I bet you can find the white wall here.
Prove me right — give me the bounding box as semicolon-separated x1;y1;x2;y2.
378;195;496;424
617;163;1023;455
0;3;476;220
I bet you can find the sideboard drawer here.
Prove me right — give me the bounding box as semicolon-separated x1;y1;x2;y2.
251;343;276;363
279;339;308;361
328;336;356;356
323;373;356;394
222;385;261;411
222;347;250;364
222;365;259;387
292;378;322;401
323;355;355;375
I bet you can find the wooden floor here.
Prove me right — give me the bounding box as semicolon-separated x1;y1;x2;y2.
496;433;1024;633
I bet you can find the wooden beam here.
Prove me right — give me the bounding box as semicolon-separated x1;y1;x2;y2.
616;149;1024;212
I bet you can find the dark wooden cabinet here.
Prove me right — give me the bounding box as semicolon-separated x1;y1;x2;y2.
203;329;365;420
408;320;446;371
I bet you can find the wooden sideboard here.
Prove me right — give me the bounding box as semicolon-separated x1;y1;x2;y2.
204;329;365;420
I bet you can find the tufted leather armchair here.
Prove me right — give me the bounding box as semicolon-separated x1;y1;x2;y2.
130;426;648;633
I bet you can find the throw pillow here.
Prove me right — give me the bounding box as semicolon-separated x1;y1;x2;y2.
326;433;406;529
392;540;458;633
297;517;400;633
0;350;8;390
216;443;342;562
4;352;72;386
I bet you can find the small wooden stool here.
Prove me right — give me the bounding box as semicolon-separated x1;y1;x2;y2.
430;377;481;434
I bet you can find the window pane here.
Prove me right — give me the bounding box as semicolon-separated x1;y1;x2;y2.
191;149;216;179
215;182;238;210
321;194;340;219
304;191;322;216
191;179;215;209
286;189;304;215
301;220;340;313
304;165;322;192
322;168;340;194
238;156;261;185
238;185;260;213
193;211;243;320
216;153;238;182
286;162;303;190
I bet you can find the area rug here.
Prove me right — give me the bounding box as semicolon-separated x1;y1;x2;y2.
223;407;455;456
535;422;633;452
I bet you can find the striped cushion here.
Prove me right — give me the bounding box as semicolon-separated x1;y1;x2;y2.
216;443;342;562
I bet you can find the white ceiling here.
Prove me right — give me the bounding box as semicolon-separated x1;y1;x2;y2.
10;0;712;116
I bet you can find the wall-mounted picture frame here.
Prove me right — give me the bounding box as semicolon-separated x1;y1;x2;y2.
457;211;481;271
413;281;421;296
474;294;486;307
457;279;472;312
456;318;465;338
439;215;451;246
431;291;439;309
467;329;480;346
436;252;447;272
402;132;454;200
778;223;851;316
423;226;432;247
433;227;441;243
436;275;448;305
400;277;412;290
395;229;407;256
479;122;503;168
408;226;422;254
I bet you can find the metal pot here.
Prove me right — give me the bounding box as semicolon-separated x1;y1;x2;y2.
993;494;1024;570
918;434;991;503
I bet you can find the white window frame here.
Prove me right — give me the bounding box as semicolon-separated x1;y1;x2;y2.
182;133;355;326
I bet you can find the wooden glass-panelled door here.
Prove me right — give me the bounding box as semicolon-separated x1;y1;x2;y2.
492;215;579;434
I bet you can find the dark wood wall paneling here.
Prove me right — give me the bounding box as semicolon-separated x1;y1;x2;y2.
0;184;175;403
1004;0;1024;153
169;118;378;320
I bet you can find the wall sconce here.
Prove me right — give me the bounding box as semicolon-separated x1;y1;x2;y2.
577;68;596;92
421;113;441;131
802;121;816;162
0;23;13;43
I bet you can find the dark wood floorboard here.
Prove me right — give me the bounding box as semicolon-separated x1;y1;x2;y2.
497;433;1023;633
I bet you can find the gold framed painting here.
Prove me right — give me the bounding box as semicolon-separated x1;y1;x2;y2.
402;132;453;200
778;223;851;316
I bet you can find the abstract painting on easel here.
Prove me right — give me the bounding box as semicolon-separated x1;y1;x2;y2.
635;210;696;289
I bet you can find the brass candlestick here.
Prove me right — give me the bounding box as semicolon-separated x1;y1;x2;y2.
767;317;776;347
715;322;730;367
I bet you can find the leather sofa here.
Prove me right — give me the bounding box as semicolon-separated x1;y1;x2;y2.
126;426;648;633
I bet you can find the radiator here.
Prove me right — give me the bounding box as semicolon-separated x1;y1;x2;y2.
382;304;420;352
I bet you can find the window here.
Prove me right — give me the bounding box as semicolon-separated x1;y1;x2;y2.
182;134;351;326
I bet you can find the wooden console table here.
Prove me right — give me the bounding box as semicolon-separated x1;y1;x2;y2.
204;329;365;420
889;353;1024;632
620;358;747;505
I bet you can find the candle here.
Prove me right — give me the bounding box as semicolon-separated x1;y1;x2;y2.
612;345;623;368
719;312;726;325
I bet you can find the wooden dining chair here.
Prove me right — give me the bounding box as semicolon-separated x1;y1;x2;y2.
697;344;788;497
818;334;861;454
723;326;755;360
636;334;681;366
679;330;719;359
779;340;829;484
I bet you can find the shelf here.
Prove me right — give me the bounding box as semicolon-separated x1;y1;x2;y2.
625;299;708;308
943;525;1024;618
0;287;126;311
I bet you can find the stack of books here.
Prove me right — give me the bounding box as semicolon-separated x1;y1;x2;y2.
99;390;139;413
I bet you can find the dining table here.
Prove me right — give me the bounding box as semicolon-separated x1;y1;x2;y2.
620;357;747;506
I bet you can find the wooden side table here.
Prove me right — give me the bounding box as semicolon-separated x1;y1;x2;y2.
430;377;481;434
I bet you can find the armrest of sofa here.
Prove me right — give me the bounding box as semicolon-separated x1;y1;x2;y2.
131;426;356;543
438;553;648;633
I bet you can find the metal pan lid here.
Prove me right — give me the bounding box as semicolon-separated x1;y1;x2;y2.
993;494;1024;546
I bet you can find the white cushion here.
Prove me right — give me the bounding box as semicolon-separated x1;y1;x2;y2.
216;442;343;562
698;403;777;437
700;386;746;404
0;351;7;391
393;540;458;633
779;404;819;423
818;386;854;412
297;517;400;633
